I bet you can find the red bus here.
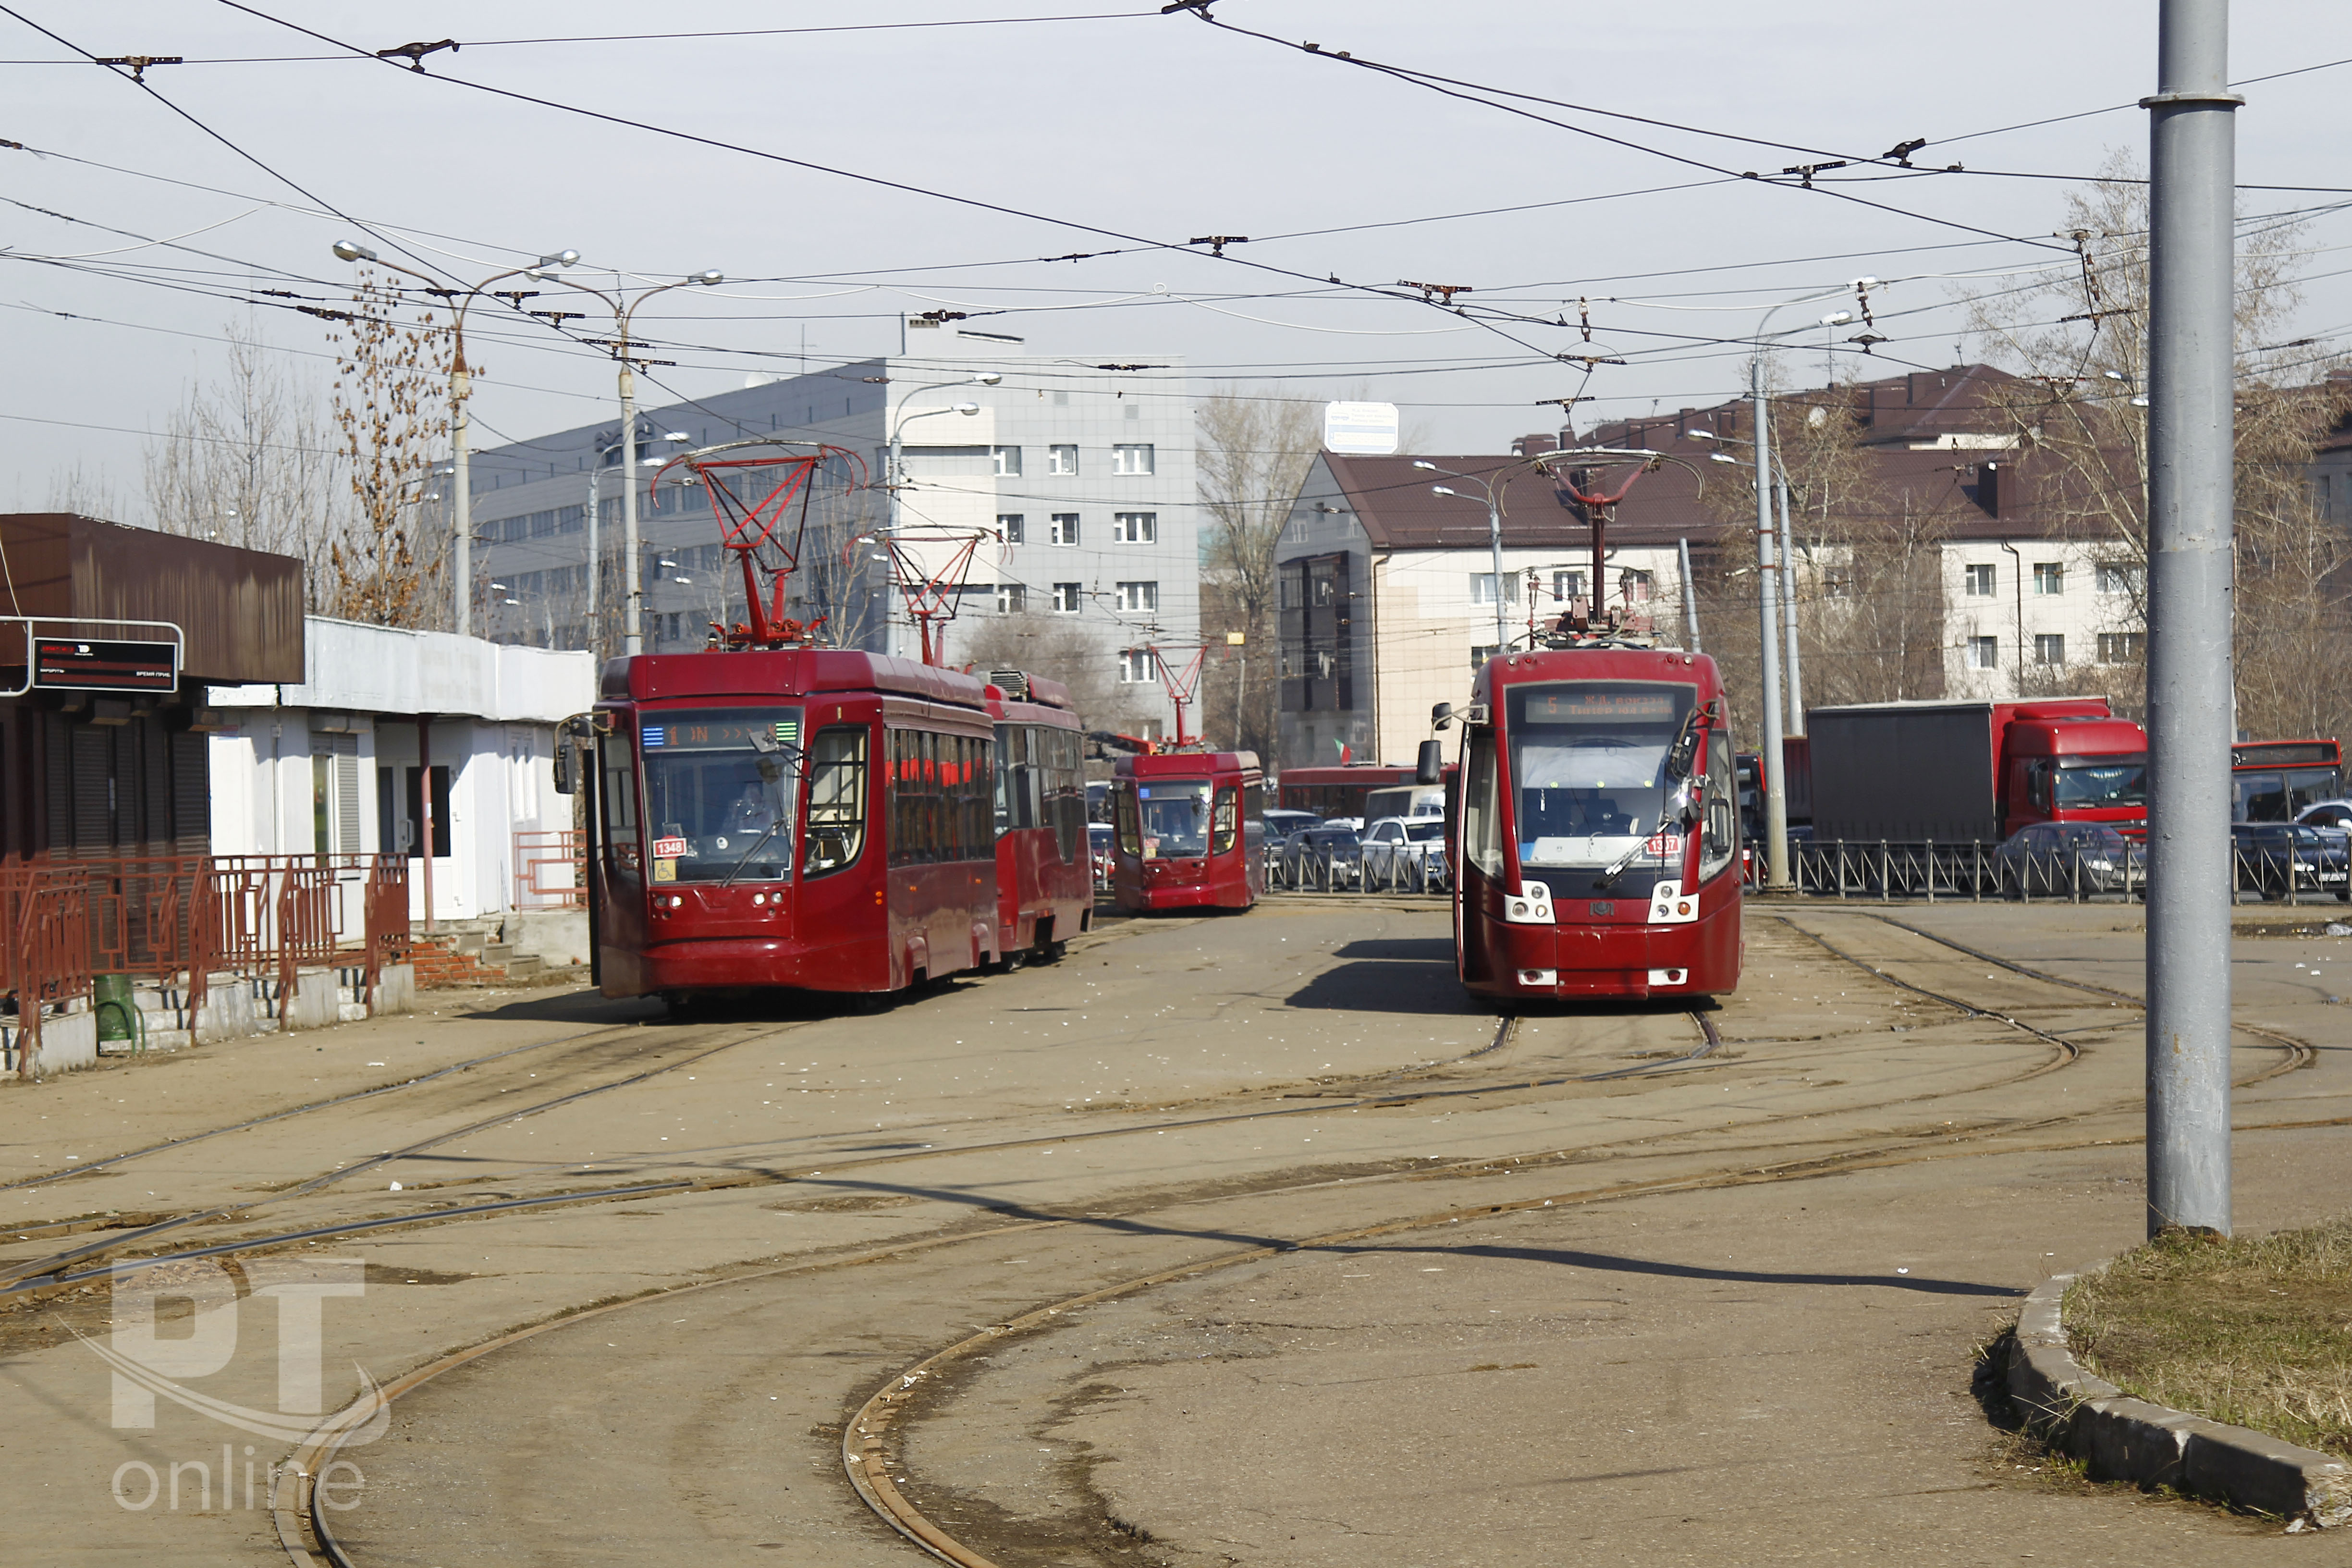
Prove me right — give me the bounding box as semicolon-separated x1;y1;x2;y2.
575;649;1002;1011
1275;763;1418;821
1448;645;1741;1000
1108;751;1266;912
2232;739;2344;821
985;669;1093;962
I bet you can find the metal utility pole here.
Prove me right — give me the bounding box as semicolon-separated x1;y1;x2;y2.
1751;353;1791;889
621;363;642;655
1776;467;1805;732
2144;0;2240;1239
1678;536;1702;653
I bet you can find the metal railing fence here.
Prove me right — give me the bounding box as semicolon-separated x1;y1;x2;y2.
514;830;587;910
1;851;411;1079
1262;845;1449;896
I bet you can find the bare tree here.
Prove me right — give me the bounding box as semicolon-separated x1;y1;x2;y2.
1196;388;1322;758
956;611;1155;740
48;459;134;524
1966;153;2350;737
143;316;346;596
327;271;452;627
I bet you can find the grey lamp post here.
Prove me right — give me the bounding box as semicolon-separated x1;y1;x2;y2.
882;373;999;657
1415;461;1513;656
330;240;579;637
1741;300;1854;889
530;269;726;655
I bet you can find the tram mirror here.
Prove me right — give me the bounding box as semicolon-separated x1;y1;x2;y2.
1415;738;1444;785
1430;702;1454;731
1666;716;1703;781
552;742;574;795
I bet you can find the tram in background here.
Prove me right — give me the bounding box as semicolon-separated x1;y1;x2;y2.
1444;645;1741;1000
1107;751;1266;912
1276;763;1419;822
573;649;1003;1008
985;669;1092;960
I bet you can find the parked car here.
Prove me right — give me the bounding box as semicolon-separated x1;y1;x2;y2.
1261;808;1321;846
2294;799;2352;836
1276;825;1365;889
1992;822;2147;897
1089;822;1115;890
2232;822;2351;900
1361;816;1449;887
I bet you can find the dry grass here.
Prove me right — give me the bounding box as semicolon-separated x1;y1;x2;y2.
2067;1220;2352;1457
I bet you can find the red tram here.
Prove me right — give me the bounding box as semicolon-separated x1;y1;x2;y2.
1275;763;1419;821
985;669;1093;960
576;650;1003;1007
1446;645;1741;1000
1107;751;1265;912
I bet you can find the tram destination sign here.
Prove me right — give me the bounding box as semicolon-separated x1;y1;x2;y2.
32;636;180;695
1527;690;1676;721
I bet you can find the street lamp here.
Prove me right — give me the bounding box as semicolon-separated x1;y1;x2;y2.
329;239;580;637
1690;428;1804;729
1743;295;1855;890
529;268;727;655
879;372;997;658
1415;460;1516;656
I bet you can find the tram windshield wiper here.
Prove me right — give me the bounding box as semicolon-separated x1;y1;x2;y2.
1597;707;1704;889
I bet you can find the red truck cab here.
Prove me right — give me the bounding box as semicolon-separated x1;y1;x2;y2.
1996;704;2148;839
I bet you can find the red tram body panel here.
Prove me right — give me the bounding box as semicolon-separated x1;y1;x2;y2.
985;672;1094;959
586;649;1001;1001
1452;647;1742;1001
1108;751;1265;912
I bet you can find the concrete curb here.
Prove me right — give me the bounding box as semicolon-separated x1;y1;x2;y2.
2008;1261;2352;1530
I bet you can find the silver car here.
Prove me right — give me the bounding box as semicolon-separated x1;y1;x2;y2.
1361;816;1450;888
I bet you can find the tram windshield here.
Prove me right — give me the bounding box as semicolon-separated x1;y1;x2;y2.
1135;779;1213;857
637;706;804;883
1505;682;1695;871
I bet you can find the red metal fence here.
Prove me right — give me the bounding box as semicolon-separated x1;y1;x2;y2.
514;830;587;910
1;852;411;1079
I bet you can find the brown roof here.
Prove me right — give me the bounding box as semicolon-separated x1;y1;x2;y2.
0;514;305;684
1321;452;1726;553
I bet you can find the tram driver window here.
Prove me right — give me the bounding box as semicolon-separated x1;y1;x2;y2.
1211;787;1239;854
1136;780;1213;858
1699;727;1738;882
600;737;638;873
803;727;868;876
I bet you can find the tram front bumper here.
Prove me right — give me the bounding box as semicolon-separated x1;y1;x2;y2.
1480;916;1723;998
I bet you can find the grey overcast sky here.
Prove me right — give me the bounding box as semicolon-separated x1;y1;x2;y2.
4;1;2348;510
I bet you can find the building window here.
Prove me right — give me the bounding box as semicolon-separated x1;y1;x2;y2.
1550;570;1584;602
994;584;1027;614
1047;444;1078;476
2033;562;2065;596
2095;562;2143;595
1967;636;1999;670
1117;649;1154;684
999;513;1025;545
1470;644;1502;669
1469;573;1520;605
1052;582;1082;614
1114;512;1157;544
1116;580;1158;612
1050;514;1080;546
1111;443;1154;476
1964;563;1997;597
2097;631;2145;663
1620;569;1653;602
992;445;1022;477
2034;633;2067;665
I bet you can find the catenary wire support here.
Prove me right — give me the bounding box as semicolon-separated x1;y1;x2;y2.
2143;0;2242;1239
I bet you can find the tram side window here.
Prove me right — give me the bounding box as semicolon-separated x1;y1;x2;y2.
963;737;997;855
1461;730;1501;877
803;727;868;876
1211;787;1239;853
996;724;1039;836
1046;726;1085;863
1242;781;1266;856
1113;784;1141;857
600;735;639;872
1698;727;1737;882
889;729;994;866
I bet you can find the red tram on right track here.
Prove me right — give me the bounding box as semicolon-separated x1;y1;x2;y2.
1447;644;1741;1000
